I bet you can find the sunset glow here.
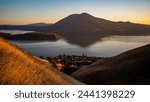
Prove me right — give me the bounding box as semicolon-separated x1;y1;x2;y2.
0;0;150;25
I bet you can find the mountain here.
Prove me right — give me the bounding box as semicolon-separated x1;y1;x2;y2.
71;43;150;84
51;13;150;47
0;22;52;31
0;38;83;85
1;13;150;46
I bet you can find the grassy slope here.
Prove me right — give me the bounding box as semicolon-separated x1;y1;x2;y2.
0;38;83;85
72;44;150;84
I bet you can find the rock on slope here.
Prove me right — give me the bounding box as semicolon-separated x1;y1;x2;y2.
0;38;83;85
71;44;150;84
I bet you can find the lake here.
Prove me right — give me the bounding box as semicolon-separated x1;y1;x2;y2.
1;30;150;57
0;30;33;35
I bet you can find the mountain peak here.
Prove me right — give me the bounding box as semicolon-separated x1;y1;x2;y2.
80;12;91;16
67;13;93;18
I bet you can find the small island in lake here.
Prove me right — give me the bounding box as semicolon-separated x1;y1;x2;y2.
0;31;62;41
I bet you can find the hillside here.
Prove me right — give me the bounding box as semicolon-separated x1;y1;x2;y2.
0;38;83;85
51;13;150;46
71;44;150;84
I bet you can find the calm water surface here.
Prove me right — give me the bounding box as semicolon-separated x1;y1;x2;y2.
2;30;150;57
0;30;33;35
8;36;150;57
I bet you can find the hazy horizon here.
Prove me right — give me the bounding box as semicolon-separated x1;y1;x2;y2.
0;0;150;25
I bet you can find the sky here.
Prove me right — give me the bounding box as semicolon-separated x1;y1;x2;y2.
0;0;150;25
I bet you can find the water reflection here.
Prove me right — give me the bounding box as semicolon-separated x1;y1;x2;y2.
8;35;150;57
101;36;150;43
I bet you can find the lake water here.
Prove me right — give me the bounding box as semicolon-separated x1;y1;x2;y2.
1;30;150;57
0;30;33;35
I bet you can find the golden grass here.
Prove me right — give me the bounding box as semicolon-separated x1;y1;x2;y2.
0;38;83;85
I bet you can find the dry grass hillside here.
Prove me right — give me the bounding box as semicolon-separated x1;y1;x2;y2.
0;38;83;85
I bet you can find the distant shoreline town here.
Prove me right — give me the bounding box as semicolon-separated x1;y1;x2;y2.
39;54;102;75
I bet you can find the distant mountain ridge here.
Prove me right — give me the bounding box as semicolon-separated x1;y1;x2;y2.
0;22;52;31
27;22;52;26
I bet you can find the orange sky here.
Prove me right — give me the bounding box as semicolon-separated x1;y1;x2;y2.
0;0;150;25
